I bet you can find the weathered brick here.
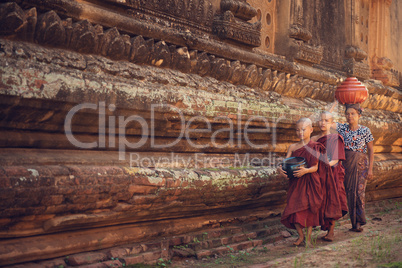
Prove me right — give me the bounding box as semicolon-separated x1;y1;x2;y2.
142;242;161;252
172;248;196;258
220;237;230;245
247;232;257;240
67;252;107;266
37;257;67;268
102;260;123;267
7;263;43;268
214;246;231;255
142;251;161;262
230;241;253;251
123;255;143;265
252;240;263;247
129;244;143;255
168;236;183;246
196;250;212;259
182;235;193;244
107;248;129;259
78;264;107;268
232;234;247;243
208;229;223;238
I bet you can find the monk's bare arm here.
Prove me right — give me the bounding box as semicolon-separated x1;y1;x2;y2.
329;160;339;167
367;141;374;179
285;144;295;158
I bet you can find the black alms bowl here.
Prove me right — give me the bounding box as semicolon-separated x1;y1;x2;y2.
282;157;306;179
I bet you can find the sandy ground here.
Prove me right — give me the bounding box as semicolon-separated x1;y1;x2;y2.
171;200;402;268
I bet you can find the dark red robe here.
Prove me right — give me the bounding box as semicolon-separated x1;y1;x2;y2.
317;134;346;230
280;141;324;229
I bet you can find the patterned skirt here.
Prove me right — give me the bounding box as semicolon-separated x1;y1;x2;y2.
343;150;369;229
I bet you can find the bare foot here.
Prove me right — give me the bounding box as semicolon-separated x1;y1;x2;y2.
350;223;363;232
293;237;304;246
305;240;312;248
349;228;363;232
322;235;334;242
323;231;334;241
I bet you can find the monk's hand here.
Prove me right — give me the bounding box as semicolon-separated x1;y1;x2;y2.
293;166;307;178
367;169;373;180
277;165;287;178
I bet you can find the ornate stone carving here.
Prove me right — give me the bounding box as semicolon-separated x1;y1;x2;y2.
121;0;214;31
289;40;323;65
343;46;370;80
213;0;261;47
170;45;191;73
69;20;102;54
343;58;370;80
345;46;368;61
287;0;322;65
0;2;26;35
289;24;312;42
372;57;400;87
35;11;66;46
220;0;257;20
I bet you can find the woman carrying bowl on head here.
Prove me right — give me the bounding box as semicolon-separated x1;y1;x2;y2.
335;103;374;232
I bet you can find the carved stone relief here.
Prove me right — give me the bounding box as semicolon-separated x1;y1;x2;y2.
287;0;323;65
343;45;370;80
213;0;261;47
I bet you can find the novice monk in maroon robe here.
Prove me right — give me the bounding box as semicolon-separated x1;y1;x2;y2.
312;111;346;242
278;118;323;246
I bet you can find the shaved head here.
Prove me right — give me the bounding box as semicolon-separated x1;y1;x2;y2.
320;111;333;120
296;117;312;128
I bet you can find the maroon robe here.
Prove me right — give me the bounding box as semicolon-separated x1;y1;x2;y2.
317;134;348;215
280;141;323;229
316;134;344;230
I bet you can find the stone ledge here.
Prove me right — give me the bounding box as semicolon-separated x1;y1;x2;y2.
1;38;401;114
0;149;400;239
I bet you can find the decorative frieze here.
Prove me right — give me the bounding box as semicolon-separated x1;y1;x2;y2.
343;58;370;80
343;45;370;80
108;0;214;31
290;40;323;66
289;24;312;42
372;57;400;87
213;0;261;47
286;0;322;65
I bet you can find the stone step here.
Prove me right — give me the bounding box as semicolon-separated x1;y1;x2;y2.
185;231;258;251
8;217;285;267
122;250;164;266
240;217;281;232
195;240;263;260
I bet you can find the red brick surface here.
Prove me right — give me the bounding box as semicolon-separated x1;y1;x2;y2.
67;252;107;266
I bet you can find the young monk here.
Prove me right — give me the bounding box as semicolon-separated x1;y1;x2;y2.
311;111;347;241
278;118;323;246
